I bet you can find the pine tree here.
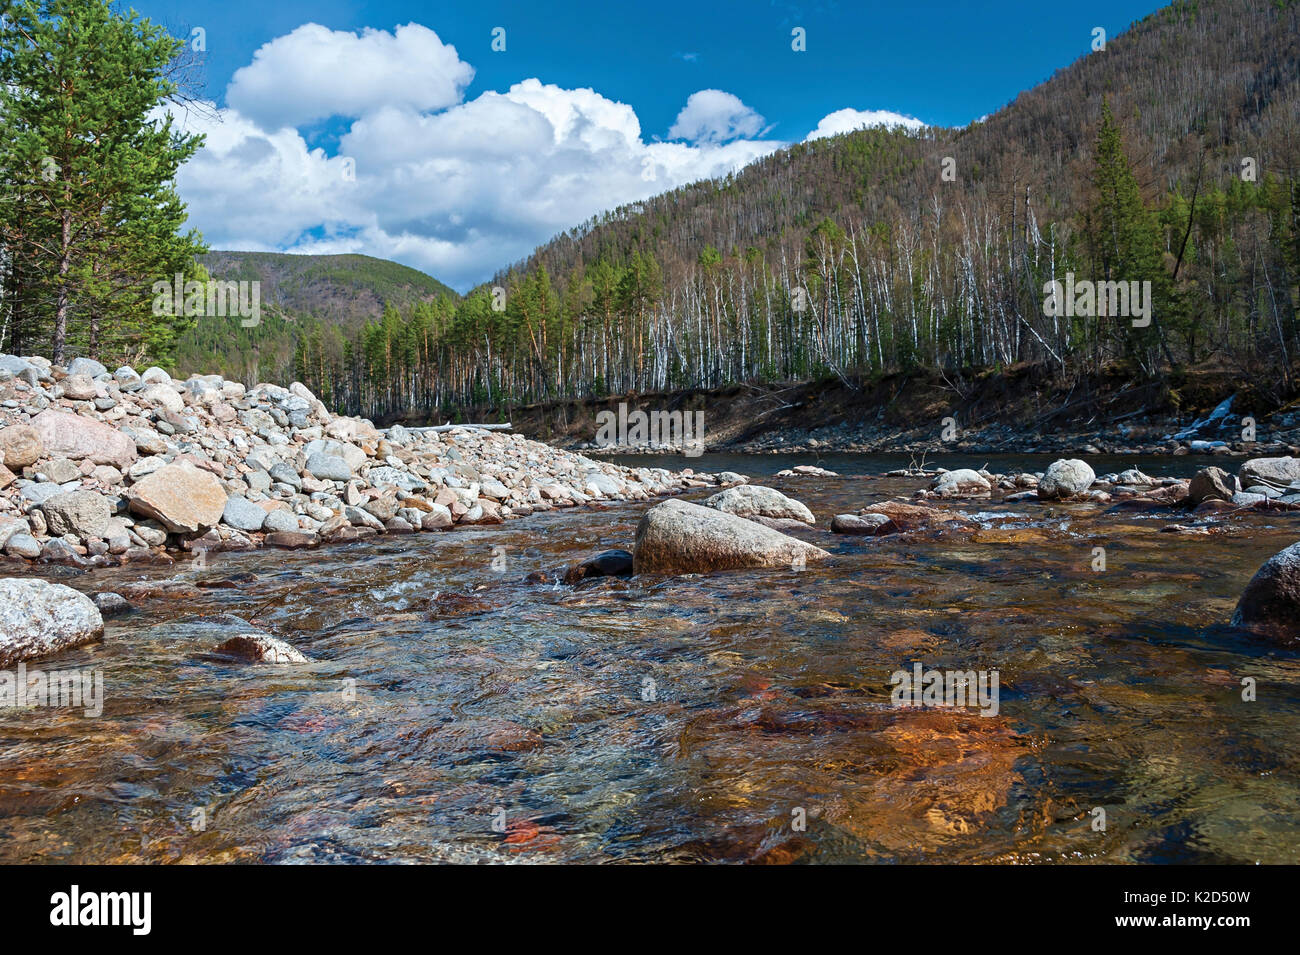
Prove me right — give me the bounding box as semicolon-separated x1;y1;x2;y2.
1084;100;1170;367
0;0;206;364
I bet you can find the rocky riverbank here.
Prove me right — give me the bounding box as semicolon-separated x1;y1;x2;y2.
715;415;1300;458
580;404;1300;458
0;353;724;571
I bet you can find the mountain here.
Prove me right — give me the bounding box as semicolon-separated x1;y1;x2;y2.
502;0;1298;292
172;251;457;384
187;0;1300;426
412;0;1291;405
198;251;456;326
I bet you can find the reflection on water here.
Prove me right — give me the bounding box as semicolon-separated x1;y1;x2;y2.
2;455;1298;863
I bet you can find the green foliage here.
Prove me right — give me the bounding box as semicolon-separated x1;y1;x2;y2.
0;0;206;363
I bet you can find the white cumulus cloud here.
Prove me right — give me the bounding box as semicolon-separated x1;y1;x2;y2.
805;107;926;140
668;89;766;144
226;23;474;130
174;80;783;290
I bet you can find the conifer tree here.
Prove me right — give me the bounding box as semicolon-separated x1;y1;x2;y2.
1084;100;1171;367
0;0;206;364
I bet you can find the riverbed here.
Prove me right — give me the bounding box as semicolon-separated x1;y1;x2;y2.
2;454;1298;863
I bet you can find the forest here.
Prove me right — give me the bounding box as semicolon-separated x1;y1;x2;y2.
269;0;1299;422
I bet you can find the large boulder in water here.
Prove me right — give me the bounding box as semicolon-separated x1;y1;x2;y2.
702;485;815;524
1231;541;1300;645
831;512;897;535
0;578;104;667
1116;468;1155;487
856;500;970;531
633;498;829;574
1037;459;1096;501
212;633;309;664
1239;456;1300;490
1188;466;1236;506
930;468;991;498
563;549;634;584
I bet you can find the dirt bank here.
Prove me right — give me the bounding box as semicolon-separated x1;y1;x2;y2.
481;361;1300;458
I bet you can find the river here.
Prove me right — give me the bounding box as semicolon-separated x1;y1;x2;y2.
2;454;1298;863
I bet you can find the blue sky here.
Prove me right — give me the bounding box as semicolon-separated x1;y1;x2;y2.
130;0;1169;289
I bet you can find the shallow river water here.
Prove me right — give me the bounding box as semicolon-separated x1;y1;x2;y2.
2;454;1299;864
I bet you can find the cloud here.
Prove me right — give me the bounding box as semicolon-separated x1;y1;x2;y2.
805;107;926;140
176;26;932;293
668;89;766;144
169;106;357;249
226;23;474;130
174;76;784;291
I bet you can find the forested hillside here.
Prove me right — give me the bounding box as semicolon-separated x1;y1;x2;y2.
245;0;1299;421
172;251;456;384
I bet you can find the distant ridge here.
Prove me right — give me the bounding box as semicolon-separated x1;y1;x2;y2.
199;251;456;329
173;251;457;384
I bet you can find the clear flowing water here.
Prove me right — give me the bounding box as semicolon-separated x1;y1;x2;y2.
2;454;1298;864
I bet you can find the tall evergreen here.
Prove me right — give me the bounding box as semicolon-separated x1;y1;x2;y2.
1084;100;1171;367
0;0;206;363
1086;103;1161;281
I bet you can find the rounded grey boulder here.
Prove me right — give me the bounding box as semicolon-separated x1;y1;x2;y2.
1037;459;1096;501
222;494;267;532
0;578;104;667
633;498;829;574
41;490;112;538
92;592;133;617
1232;541;1300;645
66;357;107;378
262;509;300;534
930;468;992;498
702;485;815;524
831;512;897;535
4;533;42;559
305;452;352;482
1239;456;1300;489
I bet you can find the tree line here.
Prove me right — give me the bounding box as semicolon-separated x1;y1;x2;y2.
275;112;1298;421
3;0;1296;428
